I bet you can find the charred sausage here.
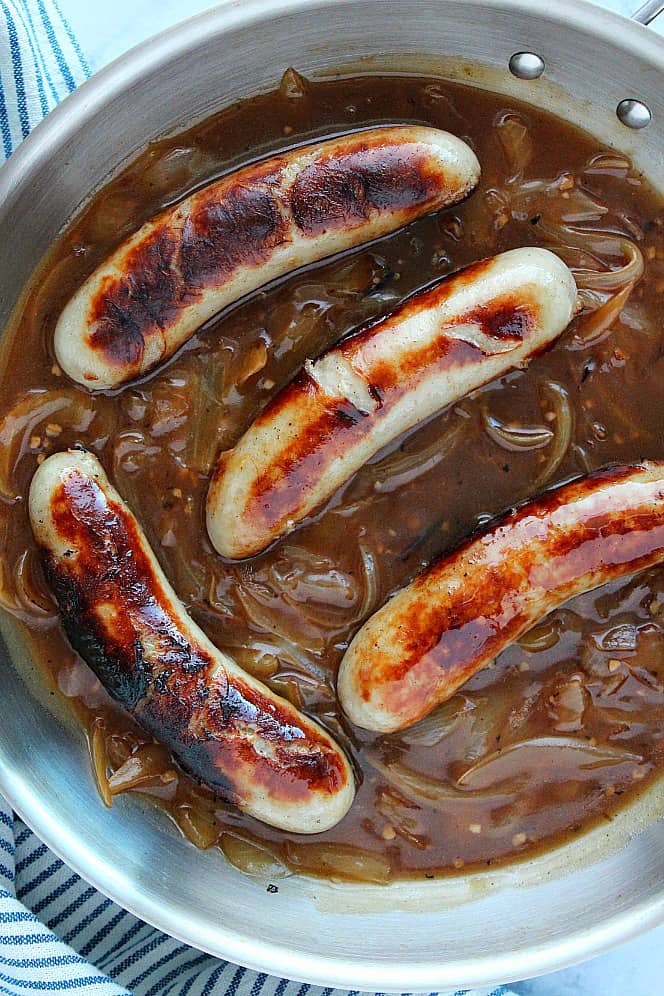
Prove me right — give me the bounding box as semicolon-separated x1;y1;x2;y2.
206;247;579;560
54;126;480;389
337;462;664;733
29;450;355;832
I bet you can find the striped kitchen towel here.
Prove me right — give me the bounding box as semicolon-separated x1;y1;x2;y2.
0;2;519;994
0;797;516;996
0;0;87;158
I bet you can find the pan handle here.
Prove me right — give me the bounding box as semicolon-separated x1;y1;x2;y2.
632;0;664;24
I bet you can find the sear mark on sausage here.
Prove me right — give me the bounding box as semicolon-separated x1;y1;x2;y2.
179;176;288;287
89;227;181;366
290;145;443;235
41;467;348;805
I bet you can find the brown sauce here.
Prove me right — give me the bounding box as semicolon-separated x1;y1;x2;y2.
1;69;664;883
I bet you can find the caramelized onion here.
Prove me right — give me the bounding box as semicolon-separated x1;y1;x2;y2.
221;833;290;878
368;416;466;492
236;545;362;653
353;542;380;623
283;841;392;884
496;113;533;178
531;381;573;491
0;541;59;626
458;737;642;789
278;66;309;100
583;153;631;178
89;719;112;808
235;340;268;386
481;402;554;453
221;633;320;678
0;389;100;499
141;145;217;198
366;754;515;808
570;282;635;349
547;675;590;733
11;549;58;625
574;239;644;290
518;617;561;652
107;744;177;796
110;431;162;518
399;695;474;747
175;805;221;849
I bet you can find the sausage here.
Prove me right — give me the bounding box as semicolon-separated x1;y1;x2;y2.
337;462;664;733
54;126;480;390
206;247;579;560
28;450;355;833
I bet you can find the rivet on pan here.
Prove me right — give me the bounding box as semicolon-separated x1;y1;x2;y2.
616;98;652;129
508;52;545;81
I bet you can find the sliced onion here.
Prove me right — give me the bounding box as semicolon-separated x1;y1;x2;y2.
187;374;226;473
399;694;475;747
531;381;573;491
557;188;609;224
283;841;392;885
221;833;290;879
107;744;177;796
236;545;363;651
595;623;638;652
12;549;57;621
222;632;321;676
175;805;221;849
0;542;59;627
140;145;217;198
230;645;281;680
457;736;642;789
110;431;162;517
583;153;631;178
569;282;635;349
518;617;561;652
266;673;304;708
481;402;554;453
547;675;590;733
235;340;268;387
278;66;309;99
370;416;466;493
235;583;326;655
352;542;380;623
89;719;112;808
573;239;644;291
496;113;533;177
366;754;516;808
0;389;99;499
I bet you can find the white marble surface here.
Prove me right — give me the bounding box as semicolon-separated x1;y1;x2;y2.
57;0;664;992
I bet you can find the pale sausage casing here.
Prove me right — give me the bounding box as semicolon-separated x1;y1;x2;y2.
207;247;579;560
54;126;480;390
29;450;355;833
338;462;664;733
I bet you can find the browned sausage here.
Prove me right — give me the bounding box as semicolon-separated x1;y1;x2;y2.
29;450;355;832
338;462;664;732
207;247;578;559
54;126;480;389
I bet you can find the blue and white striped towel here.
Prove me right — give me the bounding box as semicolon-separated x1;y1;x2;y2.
0;3;519;994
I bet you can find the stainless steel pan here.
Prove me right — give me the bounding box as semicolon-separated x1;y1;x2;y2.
1;1;663;990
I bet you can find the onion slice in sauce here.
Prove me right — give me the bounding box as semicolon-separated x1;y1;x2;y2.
457;737;643;790
531;381;574;490
366;754;518;808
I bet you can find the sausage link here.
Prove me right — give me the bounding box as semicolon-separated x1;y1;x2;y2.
338;462;664;733
29;450;355;832
206;247;579;560
54;126;480;389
